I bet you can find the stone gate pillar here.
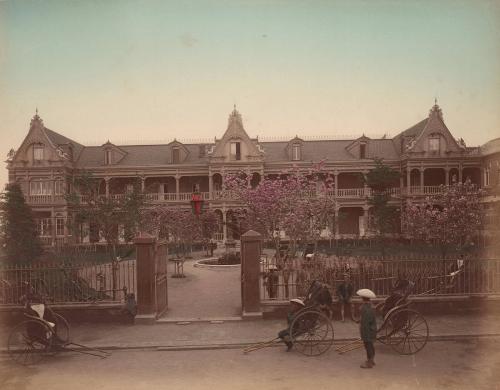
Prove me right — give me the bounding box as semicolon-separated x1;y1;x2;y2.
134;233;156;324
241;230;262;319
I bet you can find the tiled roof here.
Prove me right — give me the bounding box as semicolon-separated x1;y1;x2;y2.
44;128;85;159
392;118;428;154
481;138;500;156
260;139;399;162
76;144;210;167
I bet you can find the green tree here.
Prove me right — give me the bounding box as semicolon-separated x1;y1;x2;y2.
66;172;146;258
365;159;401;257
0;183;43;263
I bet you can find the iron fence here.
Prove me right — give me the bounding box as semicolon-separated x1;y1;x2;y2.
0;260;136;305
260;255;500;301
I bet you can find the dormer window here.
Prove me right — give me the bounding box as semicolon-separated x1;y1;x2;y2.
172;147;180;164
230;142;241;161
292;144;301;161
429;137;440;152
34;145;44;162
105;150;112;165
360;143;366;159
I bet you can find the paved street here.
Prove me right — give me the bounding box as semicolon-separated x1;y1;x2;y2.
1;338;499;390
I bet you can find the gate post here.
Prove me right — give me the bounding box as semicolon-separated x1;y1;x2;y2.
241;230;263;319
134;233;157;324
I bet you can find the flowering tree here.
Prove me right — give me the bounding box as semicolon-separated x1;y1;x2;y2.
224;168;336;259
142;206;219;257
403;179;483;259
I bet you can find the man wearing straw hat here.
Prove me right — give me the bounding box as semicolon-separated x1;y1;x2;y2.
357;288;377;368
278;298;305;351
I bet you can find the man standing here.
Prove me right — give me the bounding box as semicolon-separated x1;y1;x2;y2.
357;288;377;368
336;272;353;322
264;265;279;299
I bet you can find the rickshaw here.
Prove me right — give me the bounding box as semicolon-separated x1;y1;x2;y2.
244;280;335;356
7;284;110;365
338;279;429;355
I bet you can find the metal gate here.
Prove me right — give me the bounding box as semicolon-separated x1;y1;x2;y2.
155;241;168;317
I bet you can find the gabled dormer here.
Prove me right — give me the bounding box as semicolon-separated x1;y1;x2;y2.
8;111;71;168
405;101;463;157
286;136;304;161
346;135;370;159
209;106;263;163
102;141;127;166
168;139;189;164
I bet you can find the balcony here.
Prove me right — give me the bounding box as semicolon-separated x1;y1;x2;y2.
28;187;412;206
403;186;445;196
26;195;66;204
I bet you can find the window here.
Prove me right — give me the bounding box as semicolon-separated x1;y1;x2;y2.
484;168;490;187
360;143;366;159
56;218;65;236
172;147;180;164
193;183;200;193
230;142;241;161
292;144;301;161
36;218;52;236
33;145;44;161
54;180;65;195
429;137;440;152
105;150;112;165
30;181;52;195
126;184;134;194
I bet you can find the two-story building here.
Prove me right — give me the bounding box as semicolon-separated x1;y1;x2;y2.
6;102;490;246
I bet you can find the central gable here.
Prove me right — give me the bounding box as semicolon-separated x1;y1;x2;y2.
406;103;463;156
209;107;263;163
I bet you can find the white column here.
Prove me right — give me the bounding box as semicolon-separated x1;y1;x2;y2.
459;162;463;183
362;205;369;236
51;208;56;247
335;206;340;238
222;209;227;243
105;177;110;197
334;172;338;198
419;169;424;194
208;173;213;199
406;168;411;194
445;168;450;186
175;175;180;200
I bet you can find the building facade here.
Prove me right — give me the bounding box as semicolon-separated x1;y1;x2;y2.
6;103;494;246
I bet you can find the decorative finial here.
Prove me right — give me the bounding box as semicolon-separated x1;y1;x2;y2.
234;104;236;110
434;97;437;105
36;107;38;116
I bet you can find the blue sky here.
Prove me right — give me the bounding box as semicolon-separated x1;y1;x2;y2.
1;1;499;187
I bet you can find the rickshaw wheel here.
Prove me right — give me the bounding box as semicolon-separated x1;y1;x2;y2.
385;309;429;355
8;320;53;365
290;310;334;356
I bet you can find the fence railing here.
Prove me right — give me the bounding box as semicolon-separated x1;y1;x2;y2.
0;260;136;305
260;256;500;301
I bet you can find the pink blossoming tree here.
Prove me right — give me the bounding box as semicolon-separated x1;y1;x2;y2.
403;179;483;260
224;168;336;259
142;207;220;257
